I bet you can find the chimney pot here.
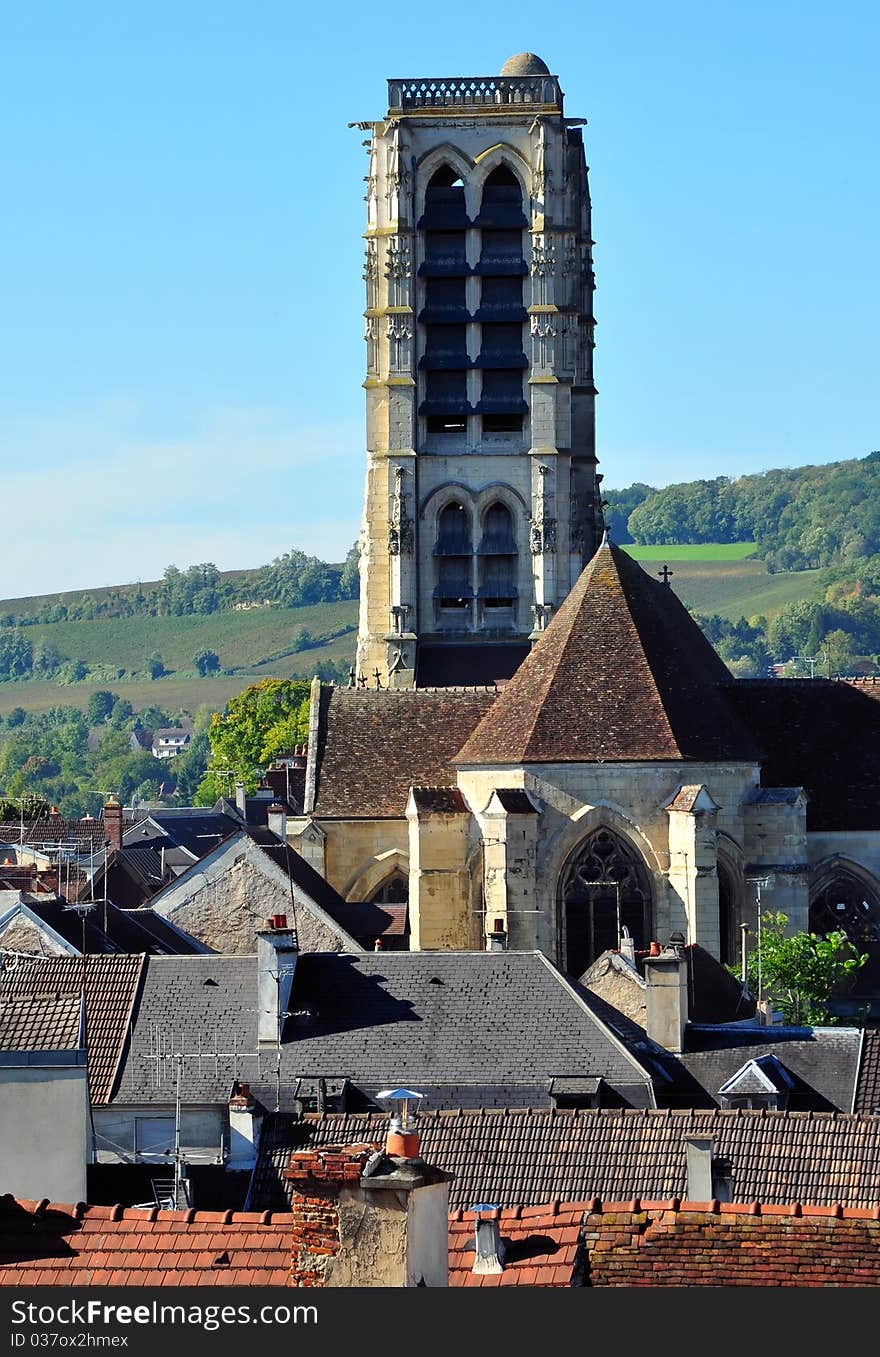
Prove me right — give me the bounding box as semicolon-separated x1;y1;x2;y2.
472;1207;505;1274
649;940;662;957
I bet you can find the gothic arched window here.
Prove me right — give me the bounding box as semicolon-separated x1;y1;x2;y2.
434;502;473;613
811;869;880;948
478;501;517;612
559;827;652;977
367;872;409;906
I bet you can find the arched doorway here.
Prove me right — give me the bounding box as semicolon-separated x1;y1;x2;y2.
559;827;652;977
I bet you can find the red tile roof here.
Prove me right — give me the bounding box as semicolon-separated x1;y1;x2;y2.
456;541;759;765
0;1196;295;1287
449;1202;586;1286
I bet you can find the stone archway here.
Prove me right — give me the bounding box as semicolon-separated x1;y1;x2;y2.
558;826;653;978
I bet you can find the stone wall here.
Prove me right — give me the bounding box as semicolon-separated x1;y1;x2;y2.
159;857;347;955
0;912;68;956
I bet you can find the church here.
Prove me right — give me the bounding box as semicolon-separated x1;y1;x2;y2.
288;54;880;989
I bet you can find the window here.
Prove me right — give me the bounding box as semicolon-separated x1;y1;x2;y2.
478;503;517;611
435;503;473;610
560;827;651;977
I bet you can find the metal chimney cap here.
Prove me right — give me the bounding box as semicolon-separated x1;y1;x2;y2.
470;1202;501;1214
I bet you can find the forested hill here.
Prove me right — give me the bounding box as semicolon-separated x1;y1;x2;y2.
604;451;880;573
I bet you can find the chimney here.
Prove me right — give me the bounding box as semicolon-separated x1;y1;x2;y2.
267;801;288;843
235;781;247;819
619;925;636;966
643;934;689;1053
103;794;123;853
282;1091;452;1287
256;915;297;1047
471;1205;505;1275
684;1137;714;1201
227;1081;264;1170
486;916;508;952
378;1087;423;1160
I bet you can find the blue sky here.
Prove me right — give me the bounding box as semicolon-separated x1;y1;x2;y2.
1;1;877;597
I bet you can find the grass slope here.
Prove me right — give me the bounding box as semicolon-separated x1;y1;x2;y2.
626;543;758;561
627;555;823;620
0;599;358;716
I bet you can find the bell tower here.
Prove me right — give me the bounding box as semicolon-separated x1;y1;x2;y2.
355;53;604;689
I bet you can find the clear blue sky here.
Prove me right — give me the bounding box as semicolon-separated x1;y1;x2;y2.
1;1;877;596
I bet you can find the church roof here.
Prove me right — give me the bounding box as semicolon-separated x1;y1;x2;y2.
455;541;761;765
311;687;496;817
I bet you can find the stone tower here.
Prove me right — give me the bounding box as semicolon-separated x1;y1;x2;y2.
355;53;604;689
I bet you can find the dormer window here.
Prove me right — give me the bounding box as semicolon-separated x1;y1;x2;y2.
717;1055;794;1110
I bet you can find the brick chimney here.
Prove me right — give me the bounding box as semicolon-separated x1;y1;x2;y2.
283;1139;452;1287
227;1081;264;1171
256;915;297;1047
103;794;123;853
643;933;689;1053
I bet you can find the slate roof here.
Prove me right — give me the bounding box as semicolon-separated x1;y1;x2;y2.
455;541;760;765
681;1024;861;1112
581;944;757;1025
0;953;144;1102
311;687;496;817
0;896;202;956
124;809;241;858
110;951;663;1111
251;1106;880;1212
449;1203;584;1286
0;1197;294;1287
0;993;81;1051
723;679;880;830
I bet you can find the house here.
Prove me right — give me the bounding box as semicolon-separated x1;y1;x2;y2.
151;727;193;760
0;892;206;956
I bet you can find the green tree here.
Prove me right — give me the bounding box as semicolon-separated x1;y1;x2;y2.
0;630;33;680
292;628;313;653
193;649;221;677
146;652;165;680
87;690;118;725
738;910;867;1025
5;707;26;728
338;541;360;599
33;640;65;678
199;677;310;794
109;697;134;728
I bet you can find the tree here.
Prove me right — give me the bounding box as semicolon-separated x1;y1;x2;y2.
146;652;165;680
5;707;26;728
87;690;118;725
0;630;33;680
739;910;867;1025
33;640;65;678
193;649;221;677
292;629;313;653
199;677;311;794
338;541;360;599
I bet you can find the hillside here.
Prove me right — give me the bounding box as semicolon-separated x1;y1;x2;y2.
625;548;824;621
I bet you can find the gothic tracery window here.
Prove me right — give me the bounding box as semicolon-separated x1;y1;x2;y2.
810;870;880;948
559;827;651;977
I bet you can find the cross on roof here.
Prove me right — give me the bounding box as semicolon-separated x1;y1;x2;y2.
658;564;674;587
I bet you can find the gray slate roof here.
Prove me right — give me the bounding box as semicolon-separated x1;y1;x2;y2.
251;1106;880;1212
681;1024;861;1112
110;951;664;1110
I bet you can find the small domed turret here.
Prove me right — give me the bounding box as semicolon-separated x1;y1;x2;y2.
500;52;550;76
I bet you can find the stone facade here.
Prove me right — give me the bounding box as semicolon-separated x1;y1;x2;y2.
355;57;603;686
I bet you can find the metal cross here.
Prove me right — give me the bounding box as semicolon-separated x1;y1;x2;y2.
658;564;674;587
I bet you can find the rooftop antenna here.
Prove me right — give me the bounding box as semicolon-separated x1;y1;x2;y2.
793;652;827;679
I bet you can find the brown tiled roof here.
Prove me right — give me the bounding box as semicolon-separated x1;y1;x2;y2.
0;821;107;854
0;953;144;1102
0;994;81;1051
0;1197;294;1286
855;1028;880;1114
449;1203;584;1286
455;542;760;765
409;786;469;814
251;1107;880;1212
723;678;880;830
312;687;496;817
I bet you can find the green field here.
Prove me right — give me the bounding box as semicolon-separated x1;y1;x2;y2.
0;598;359;717
626;542;758;562
623;550;823;620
